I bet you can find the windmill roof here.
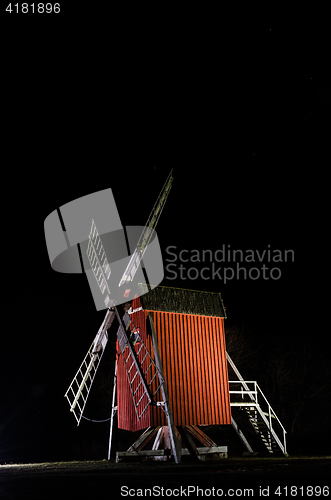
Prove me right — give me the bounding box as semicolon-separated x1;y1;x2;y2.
138;285;226;318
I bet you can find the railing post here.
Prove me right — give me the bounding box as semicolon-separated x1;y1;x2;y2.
268;404;272;430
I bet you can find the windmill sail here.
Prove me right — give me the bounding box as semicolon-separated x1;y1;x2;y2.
115;309;164;421
64;308;116;424
119;169;173;287
86;219;113;308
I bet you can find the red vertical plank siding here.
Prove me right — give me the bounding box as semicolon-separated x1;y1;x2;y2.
202;319;210;420
174;312;182;424
167;313;176;425
213;317;224;423
172;315;179;419
209;317;218;423
193;315;203;423
193;315;201;424
147;311;231;427
212;317;221;423
197;316;208;423
190;315;198;423
204;317;214;423
183;315;192;424
189;315;197;424
159;312;167;426
212;317;223;423
147;311;166;427
181;314;190;425
219;317;231;423
116;297;231;431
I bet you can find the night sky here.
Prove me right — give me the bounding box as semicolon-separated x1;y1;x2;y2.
1;4;329;463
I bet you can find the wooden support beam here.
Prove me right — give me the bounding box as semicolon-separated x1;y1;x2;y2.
116;449;168;462
179;426;200;460
152;427;164;450
194;446;227;455
116;446;228;462
163;426;171;450
185;425;217;447
152;426;169;462
127;427;161;452
174;426;182;453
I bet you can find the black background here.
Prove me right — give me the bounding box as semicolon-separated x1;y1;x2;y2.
0;3;329;463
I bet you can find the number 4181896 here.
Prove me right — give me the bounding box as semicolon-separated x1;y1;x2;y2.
6;3;60;13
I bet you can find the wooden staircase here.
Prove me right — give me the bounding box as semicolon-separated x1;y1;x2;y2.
227;352;288;456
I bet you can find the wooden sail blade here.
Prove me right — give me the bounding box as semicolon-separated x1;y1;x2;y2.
86;219;112;307
115;308;155;422
118;169;173;287
64;309;115;424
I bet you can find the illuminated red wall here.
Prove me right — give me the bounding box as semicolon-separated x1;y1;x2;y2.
116;302;150;431
116;297;231;431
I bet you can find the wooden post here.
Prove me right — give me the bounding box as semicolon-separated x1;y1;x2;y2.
107;357;118;460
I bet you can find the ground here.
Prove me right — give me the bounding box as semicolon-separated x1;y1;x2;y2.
0;457;330;499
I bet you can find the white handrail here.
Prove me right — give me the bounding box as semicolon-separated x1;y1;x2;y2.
229;380;287;437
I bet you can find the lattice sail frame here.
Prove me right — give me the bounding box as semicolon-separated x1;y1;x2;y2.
118;169;173;287
86;219;112;307
64;308;116;424
115;309;165;422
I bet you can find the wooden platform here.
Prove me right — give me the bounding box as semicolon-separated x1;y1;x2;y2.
116;446;228;462
115;425;228;462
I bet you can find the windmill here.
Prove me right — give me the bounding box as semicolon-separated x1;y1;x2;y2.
62;169;288;462
113;287;288;462
63;169;182;462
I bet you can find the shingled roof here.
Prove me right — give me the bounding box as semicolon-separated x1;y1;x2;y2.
137;285;226;318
